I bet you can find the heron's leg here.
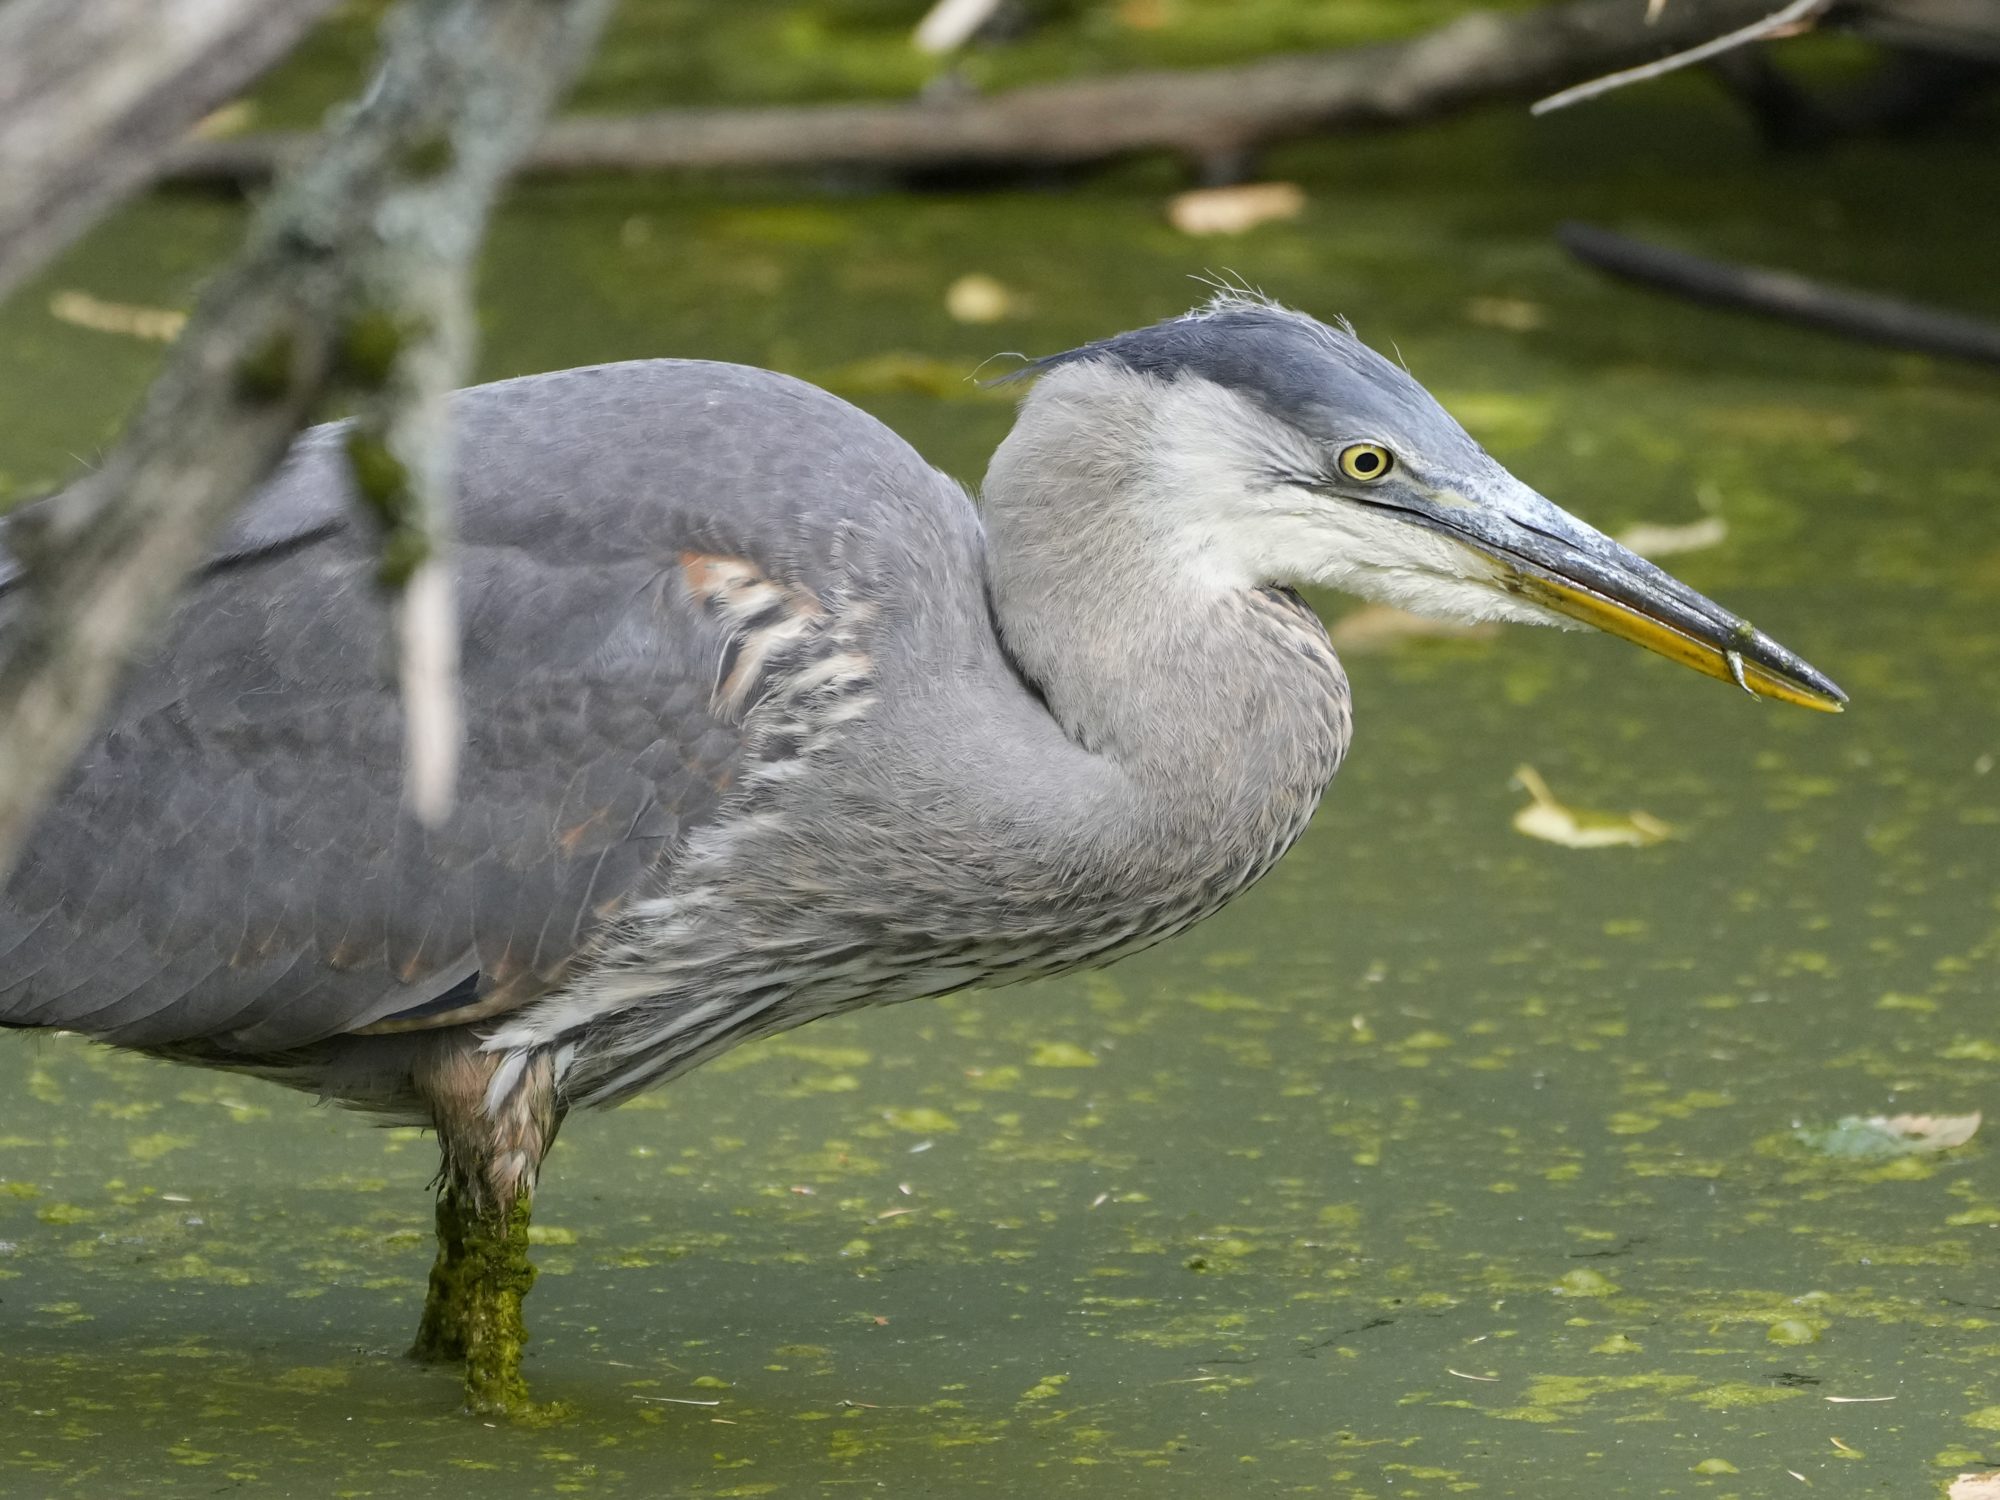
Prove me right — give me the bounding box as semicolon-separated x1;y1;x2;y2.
409;1178;474;1364
410;1038;565;1418
444;1174;542;1416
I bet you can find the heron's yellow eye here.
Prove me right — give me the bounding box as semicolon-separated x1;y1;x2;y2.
1338;443;1394;483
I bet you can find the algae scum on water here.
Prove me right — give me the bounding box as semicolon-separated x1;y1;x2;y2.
3;17;1999;1495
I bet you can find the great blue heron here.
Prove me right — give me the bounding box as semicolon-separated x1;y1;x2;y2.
0;295;1843;1414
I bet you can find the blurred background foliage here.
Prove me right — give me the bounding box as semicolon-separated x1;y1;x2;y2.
251;0;1897;117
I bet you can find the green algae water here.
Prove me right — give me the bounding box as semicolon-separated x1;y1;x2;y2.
3;55;1998;1500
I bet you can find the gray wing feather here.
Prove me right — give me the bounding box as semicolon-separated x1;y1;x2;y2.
0;359;957;1052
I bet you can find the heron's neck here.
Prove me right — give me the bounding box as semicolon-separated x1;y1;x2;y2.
978;386;1351;834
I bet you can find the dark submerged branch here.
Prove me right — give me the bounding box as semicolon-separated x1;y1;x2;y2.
0;0;617;877
165;0;1830;185
1558;221;2000;370
1842;0;2000;60
0;0;342;301
1708;48;1998;147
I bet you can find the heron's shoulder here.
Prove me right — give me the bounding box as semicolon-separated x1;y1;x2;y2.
443;361;982;594
454;358;939;490
454;358;875;430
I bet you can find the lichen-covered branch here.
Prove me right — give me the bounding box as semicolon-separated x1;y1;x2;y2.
170;0;1850;185
0;0;618;878
0;0;341;302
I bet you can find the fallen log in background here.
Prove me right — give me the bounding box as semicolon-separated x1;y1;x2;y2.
164;0;1829;186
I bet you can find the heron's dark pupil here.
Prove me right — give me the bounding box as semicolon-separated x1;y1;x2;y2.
1355;453;1379;472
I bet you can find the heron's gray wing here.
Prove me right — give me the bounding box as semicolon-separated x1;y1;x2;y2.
0;359;949;1052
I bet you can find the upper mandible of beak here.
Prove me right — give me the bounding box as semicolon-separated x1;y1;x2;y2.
1383;485;1846;712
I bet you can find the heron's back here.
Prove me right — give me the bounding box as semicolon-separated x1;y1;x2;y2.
0;360;992;1058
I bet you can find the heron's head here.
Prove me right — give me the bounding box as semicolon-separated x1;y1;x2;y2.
1004;295;1843;712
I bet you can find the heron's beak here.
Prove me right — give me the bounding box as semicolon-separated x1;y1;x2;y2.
1394;486;1846;712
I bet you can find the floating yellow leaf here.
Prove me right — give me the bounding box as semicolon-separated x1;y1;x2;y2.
1880;1112;1981;1149
944;273;1016;325
1511;767;1672;849
1465;296;1546;333
49;290;186;343
1166;182;1305;237
1616;516;1728;559
190;100;257;140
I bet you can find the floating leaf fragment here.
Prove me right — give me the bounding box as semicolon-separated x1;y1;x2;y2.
1795;1111;1980;1160
1951;1472;2000;1498
49;291;186;343
1465;295;1547;332
1512;766;1672;849
190;100;257;140
944;272;1017;324
1617;516;1729;558
1166;182;1305;236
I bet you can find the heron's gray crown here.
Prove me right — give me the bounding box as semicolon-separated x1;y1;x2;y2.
1021;296;1473;467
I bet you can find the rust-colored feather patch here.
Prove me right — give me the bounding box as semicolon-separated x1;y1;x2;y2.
557;807;612;854
678;550;825;718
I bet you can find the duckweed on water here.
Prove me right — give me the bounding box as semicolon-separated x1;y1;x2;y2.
1767;1318;1823;1346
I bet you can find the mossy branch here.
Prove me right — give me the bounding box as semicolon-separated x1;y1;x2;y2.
0;0;618;878
0;0;343;302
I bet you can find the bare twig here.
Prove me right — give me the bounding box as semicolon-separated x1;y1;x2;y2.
1531;0;1831;114
0;0;342;302
0;0;617;876
163;0;1820;185
1558;221;2000;369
